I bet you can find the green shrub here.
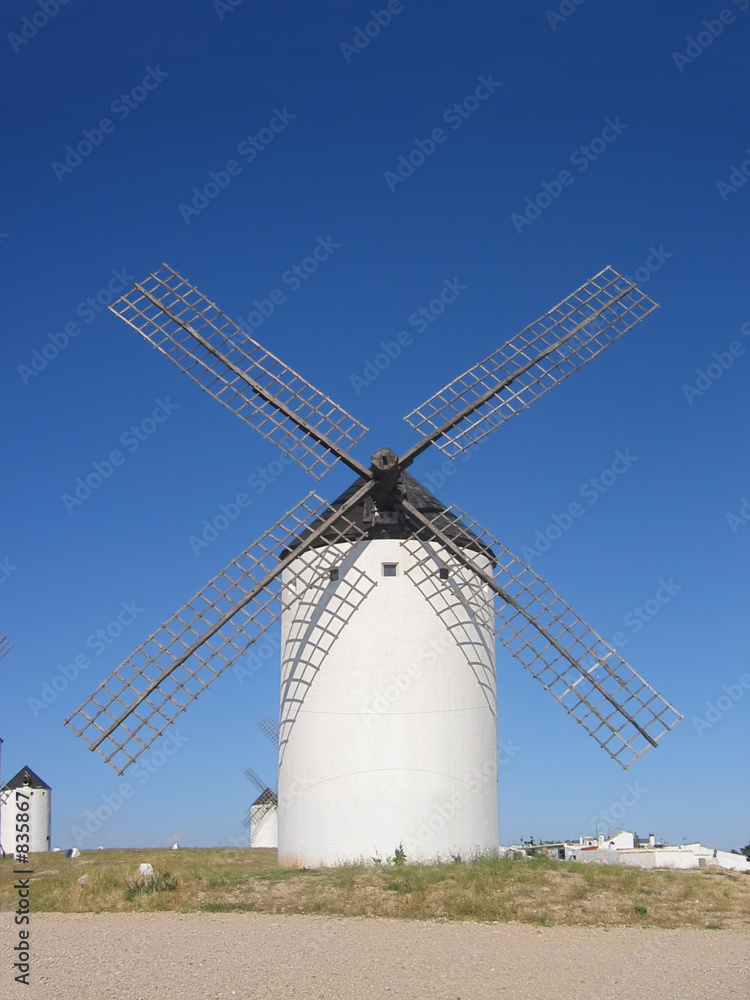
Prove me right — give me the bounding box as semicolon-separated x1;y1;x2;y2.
124;870;178;901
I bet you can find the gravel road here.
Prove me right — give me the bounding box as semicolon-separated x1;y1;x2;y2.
2;912;748;1000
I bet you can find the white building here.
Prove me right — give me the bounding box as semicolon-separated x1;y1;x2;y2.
0;765;52;856
617;843;750;872
561;831;750;872
277;472;498;867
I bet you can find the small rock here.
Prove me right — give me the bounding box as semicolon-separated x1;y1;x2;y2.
138;863;154;877
77;875;88;886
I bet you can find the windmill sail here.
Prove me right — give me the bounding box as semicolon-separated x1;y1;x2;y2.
402;267;658;461
64;489;371;774
243;767;270;795
110;264;370;480
401;501;682;769
257;717;280;748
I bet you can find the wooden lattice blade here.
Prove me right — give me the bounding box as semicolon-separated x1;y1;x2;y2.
403;267;658;460
401;503;682;769
110;264;369;480
64;491;370;774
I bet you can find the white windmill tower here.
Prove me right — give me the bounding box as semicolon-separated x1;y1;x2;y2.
0;765;52;856
65;265;682;865
242;766;278;849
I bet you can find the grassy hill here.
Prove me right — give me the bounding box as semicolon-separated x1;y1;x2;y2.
2;848;749;928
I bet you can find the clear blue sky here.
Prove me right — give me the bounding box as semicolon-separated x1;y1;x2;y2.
1;0;748;854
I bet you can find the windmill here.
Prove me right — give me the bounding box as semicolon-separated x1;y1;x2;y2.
0;637;12;663
242;766;278;848
238;718;281;849
64;264;682;865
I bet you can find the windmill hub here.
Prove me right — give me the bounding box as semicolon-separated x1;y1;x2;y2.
370;447;401;509
370;446;399;474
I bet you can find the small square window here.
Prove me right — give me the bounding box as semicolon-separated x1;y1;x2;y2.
438;567;450;580
382;563;398;577
329;568;339;582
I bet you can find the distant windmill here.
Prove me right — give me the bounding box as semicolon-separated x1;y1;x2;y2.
243;767;278;848
0;637;12;663
0;765;52;856
65;264;682;865
237;718;281;848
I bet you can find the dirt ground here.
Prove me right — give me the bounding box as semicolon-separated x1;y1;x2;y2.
1;912;748;1000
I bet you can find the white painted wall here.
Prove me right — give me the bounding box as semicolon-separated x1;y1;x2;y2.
564;845;620;865
250;803;278;849
708;849;750;872
618;848;698;870
0;784;51;855
574;845;750;872
607;830;634;850
278;538;498;866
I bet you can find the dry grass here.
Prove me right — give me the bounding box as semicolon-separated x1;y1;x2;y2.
2;848;749;929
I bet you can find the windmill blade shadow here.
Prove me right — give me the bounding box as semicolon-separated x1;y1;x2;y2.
279;543;376;766
400;538;498;724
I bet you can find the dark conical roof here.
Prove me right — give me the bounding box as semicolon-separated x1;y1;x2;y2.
293;470;494;558
2;765;51;791
252;788;278;807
